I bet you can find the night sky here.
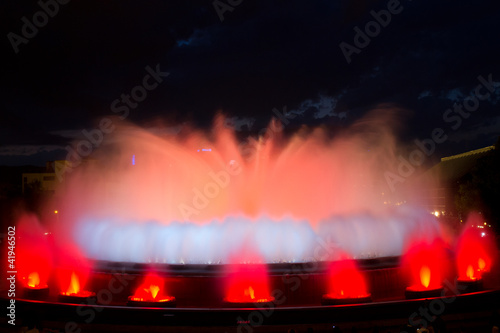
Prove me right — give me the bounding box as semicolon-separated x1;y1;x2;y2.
1;0;500;166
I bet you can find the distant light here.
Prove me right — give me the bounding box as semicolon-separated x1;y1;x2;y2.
433;211;440;217
484;222;487;225
201;148;212;152
197;149;200;152
54;210;58;214
481;232;486;237
132;155;135;165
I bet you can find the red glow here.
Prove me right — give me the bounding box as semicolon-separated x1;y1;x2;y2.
57;245;93;297
456;213;497;281
16;215;52;289
324;255;370;299
402;238;448;291
224;264;274;303
130;274;174;302
59;270;94;297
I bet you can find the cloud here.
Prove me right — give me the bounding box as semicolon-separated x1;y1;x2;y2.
224;116;255;131
443;88;464;103
290;94;347;120
176;29;212;48
418;90;432;99
0;145;64;156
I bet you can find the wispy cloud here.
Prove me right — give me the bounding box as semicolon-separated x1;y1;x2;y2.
224;116;255;131
291;94;347;120
417;90;432;99
176;29;212;48
443;88;464;103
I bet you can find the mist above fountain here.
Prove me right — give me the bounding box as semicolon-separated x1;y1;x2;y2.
54;110;442;264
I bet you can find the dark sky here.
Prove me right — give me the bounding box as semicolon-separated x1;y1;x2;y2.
1;0;500;166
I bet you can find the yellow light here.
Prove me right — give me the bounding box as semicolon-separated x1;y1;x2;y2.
484;222;487;225
420;266;431;288
54;210;58;214
433;211;439;217
478;258;486;271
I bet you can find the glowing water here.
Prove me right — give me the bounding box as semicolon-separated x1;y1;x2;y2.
55;112;441;264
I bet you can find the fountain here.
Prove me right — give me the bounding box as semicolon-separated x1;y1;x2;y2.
127;273;176;307
321;254;371;305
455;213;496;293
6;112;498;331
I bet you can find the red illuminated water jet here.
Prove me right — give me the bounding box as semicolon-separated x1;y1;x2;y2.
127;274;176;307
455;213;497;293
57;246;95;303
322;255;371;305
16;215;52;299
402;238;448;299
224;263;274;307
58;270;96;303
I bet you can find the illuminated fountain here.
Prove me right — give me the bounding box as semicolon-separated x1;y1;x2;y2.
402;239;448;299
57;113;443;266
58;271;96;303
322;254;371;305
223;257;275;307
455;213;496;293
17;215;52;299
7;111;499;331
127;273;176;307
57;248;95;303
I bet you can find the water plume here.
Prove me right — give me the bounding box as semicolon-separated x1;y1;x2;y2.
53;109;443;264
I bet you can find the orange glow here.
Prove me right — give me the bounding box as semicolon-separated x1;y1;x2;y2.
244;286;255;299
66;272;80;295
130;274;174;302
466;265;475;280
325;256;370;299
27;272;40;288
478;258;486;271
420;266;431;288
147;284;160;299
60;271;94;297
